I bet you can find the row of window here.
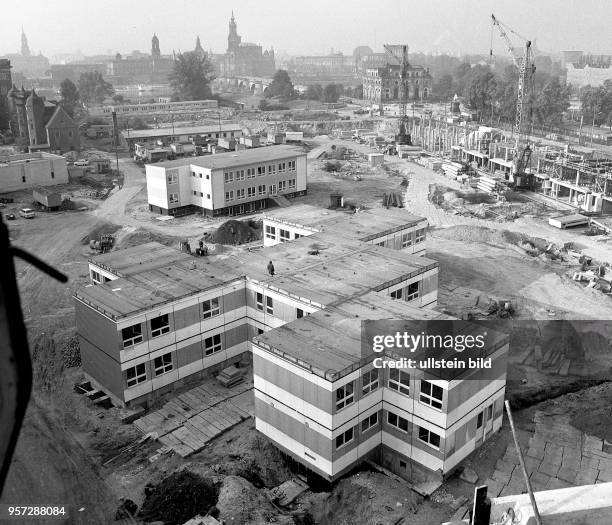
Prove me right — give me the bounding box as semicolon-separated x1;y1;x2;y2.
335;410;441;451
254;291;304;319
225;180;296;203
223;161;296;183
335;372;443;411
125;334;224;388
389;281;420;302
265;225;302;243
121;297;222;348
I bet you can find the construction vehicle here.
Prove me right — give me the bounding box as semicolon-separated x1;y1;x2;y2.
384;44;413;149
491;13;536;189
89;234;115;253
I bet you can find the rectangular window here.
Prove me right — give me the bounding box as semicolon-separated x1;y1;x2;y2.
200;192;203;197
265;225;276;239
266;296;273;314
279;229;290;242
335;427;354;450
247;168;256;178
361;412;379;433
415;229;425;243
420;380;443;410
153;352;173;376
225;190;234;202
204;334;222;356
202;297;220;318
418;426;441;449
294;233;301;239
126;363;146;387
257;166;265;176
193;190;197;196
278;180;287;191
168;193;179;204
477;411;484;429
122;323;143;348
236;188;245;199
91;270;101;284
22;175;26;183
268;164;276;174
191;171;196;177
224;172;234;183
288;160;296;170
206;194;210;199
150;314;170;337
401;232;414;248
406;282;419;302
388;369;410;396
335;382;354;410
362;369;379;395
296;308;304;319
278;162;286;173
390;288;403;300
248;187;256;198
236;169;245;181
487;404;493;420
288;178;296;189
51;171;55;179
256;292;264;311
387;411;409;433
258;185;266;195
167;172;178;184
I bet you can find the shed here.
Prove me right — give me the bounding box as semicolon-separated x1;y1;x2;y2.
368;153;384;167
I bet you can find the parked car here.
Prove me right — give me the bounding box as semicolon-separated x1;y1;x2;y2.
74;159;89;167
19;208;35;219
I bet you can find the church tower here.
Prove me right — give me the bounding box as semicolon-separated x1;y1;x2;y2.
151;34;160;59
194;36;205;58
227;11;241;53
21;28;31;57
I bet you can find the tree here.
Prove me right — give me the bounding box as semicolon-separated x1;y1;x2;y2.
60;78;80;117
265;70;295;100
434;73;453;99
306;84;323;101
533;77;571;126
353;84;364;99
323;83;342;103
78;71;114;104
464;66;497;117
129;117;148;130
169;51;216;101
452;62;472;95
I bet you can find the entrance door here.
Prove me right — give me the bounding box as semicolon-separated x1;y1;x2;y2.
269;184;277;196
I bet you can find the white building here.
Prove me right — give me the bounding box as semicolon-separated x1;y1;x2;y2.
145;145;307;217
0;152;68;193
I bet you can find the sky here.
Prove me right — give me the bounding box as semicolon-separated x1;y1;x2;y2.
3;0;612;59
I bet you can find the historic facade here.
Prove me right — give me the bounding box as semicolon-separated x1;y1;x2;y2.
214;13;275;77
363;63;432;104
106;35;174;84
0;30;50;78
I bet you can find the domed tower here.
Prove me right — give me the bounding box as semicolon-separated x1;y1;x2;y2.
151;33;161;59
25;89;46;145
227;11;241;53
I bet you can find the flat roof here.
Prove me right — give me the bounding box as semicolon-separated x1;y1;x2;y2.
153;145;305;170
263;204;427;242
253;292;449;381
122;124;242;140
75;263;243;320
89;242;192;277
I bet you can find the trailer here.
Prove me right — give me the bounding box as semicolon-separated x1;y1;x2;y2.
285;131;304;143
33;187;62;211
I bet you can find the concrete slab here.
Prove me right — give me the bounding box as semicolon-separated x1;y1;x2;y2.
492;469;510;483
576;468;600;485
538;461;560;478
529;471;552;491
582;457;601;471
495;459;516;474
523;455;541;475
483;478;505;498
597;468;612;483
526;445;545;460
546;477;572;490
557;467;578;484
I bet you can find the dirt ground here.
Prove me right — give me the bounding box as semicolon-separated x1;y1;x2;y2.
4;136;612;524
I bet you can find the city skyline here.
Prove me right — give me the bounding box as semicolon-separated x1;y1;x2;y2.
2;0;612;61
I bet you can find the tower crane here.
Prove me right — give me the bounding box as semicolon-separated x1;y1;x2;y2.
491;14;536;187
384;44;412;148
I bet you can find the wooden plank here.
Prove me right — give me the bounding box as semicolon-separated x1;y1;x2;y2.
208;405;237;427
218;400;246;421
198;409;226;433
166;400;192;419
188;416;216;441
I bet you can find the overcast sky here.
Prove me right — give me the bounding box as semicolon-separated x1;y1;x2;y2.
3;0;612;59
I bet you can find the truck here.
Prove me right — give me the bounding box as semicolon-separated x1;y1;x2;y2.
33;187;62;211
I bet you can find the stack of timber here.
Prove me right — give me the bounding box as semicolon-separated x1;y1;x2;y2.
217;365;244;388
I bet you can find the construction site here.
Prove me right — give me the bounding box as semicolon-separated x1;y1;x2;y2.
4;6;612;525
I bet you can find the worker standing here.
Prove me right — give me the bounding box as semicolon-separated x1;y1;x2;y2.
267;260;275;276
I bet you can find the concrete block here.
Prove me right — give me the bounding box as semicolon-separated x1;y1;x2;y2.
495;459;516;474
539;461;560;478
581;457;600;471
460;467;478;484
583;435;603;452
576;468;599;485
557;467;578;484
526;446;545;460
492;469;511;483
546;477;572;490
545;442;564;456
530;471;551;491
524;456;541;475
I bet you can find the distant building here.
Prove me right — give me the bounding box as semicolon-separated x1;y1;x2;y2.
213;12;275;77
0;30;50;78
0;151;68;192
293;53;354;76
121;123;242;151
145;145;306;216
7;87;79;152
106;35;174;84
363;61;432;104
49;63;107;85
0;59;12;131
563;50;612;88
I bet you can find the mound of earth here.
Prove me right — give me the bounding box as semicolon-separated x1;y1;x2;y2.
205;219;262;245
138;470;218;525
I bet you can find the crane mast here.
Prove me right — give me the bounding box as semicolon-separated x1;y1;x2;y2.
491;14;535;184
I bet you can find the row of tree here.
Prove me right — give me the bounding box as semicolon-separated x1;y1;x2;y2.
433;62;571;127
580;80;612;128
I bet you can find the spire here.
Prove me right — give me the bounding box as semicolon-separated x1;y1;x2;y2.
21;28;31;57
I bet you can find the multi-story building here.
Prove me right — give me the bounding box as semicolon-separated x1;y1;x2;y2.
363;62;432;104
261;203;428;256
74;205;439;408
0;151;68;192
145;145;307;216
0;30;50;78
121;123;243;152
